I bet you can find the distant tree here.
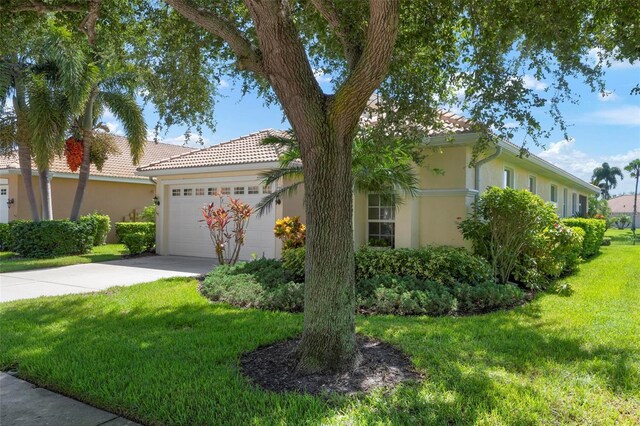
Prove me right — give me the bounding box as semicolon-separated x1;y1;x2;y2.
591;162;624;199
624;159;640;243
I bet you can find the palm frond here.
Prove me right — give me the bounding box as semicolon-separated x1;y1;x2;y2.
0;60;13;107
27;74;69;169
258;165;304;187
254;181;303;217
99;90;147;164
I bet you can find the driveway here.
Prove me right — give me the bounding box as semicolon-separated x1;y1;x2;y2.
0;256;215;303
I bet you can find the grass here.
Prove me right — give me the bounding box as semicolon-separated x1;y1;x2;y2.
0;243;638;424
605;227;638;245
0;244;127;273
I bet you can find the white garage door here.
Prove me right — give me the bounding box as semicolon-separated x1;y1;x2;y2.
166;182;276;259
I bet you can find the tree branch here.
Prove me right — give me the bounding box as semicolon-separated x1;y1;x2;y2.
309;0;362;68
331;0;399;138
164;0;265;75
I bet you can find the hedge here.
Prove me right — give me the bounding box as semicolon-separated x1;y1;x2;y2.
10;220;95;258
561;218;606;258
115;222;155;242
0;223;10;251
79;213;111;246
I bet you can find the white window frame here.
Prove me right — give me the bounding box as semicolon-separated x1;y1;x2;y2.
504;167;515;189
528;175;537;194
550;184;558;204
367;193;395;247
171;188;181;197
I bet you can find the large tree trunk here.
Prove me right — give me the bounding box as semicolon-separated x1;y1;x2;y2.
69;91;96;221
295;125;359;373
39;169;53;220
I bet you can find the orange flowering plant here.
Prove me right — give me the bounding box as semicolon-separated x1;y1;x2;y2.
201;195;253;265
273;216;306;249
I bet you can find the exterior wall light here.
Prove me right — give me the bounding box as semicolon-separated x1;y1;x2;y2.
7;198;14;209
153;195;160;206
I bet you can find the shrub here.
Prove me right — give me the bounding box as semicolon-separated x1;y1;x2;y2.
0;223;10;251
201;195;252;265
613;215;631;229
274;216;306;249
79;213;111;246
10;220;94;258
453;281;525;314
561;218;606;258
140;204;157;223
122;232;155;255
355;245;493;288
458;187;558;284
281;247;305;282
200;272;265;308
602;237;611;246
115;222;155;242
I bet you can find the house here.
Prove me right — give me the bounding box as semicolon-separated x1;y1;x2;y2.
136;114;599;259
0;136;193;240
608;194;639;225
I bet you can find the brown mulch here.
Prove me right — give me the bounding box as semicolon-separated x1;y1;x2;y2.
239;335;421;395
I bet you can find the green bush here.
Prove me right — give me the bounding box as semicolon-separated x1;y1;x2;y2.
0;223;10;251
79;213;111;246
201;259;526;316
115;222;155;242
140;205;156;223
561;218;606;258
459;187;558;284
281;247;305;282
355;245;493;287
122;232;155;255
10;220;95;258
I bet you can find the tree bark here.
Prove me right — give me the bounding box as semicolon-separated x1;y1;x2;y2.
69;90;97;221
13;75;40;222
39;168;53;220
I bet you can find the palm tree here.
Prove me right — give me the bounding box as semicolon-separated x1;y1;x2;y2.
591;162;624;199
624;158;640;244
256;128;420;214
68;68;147;221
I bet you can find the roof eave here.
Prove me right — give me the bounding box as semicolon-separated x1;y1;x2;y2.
136;161;282;177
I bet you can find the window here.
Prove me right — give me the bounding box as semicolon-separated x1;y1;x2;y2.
563;188;568;217
207;187;217;196
0;189;6;195
183;188;193;196
234;186;245;195
572;192;577;215
528;176;537;194
550;184;558;203
504;168;514;188
195;188;205;196
262;184;272;194
248;186;259;194
368;194;395;247
172;189;181;196
220;187;230;195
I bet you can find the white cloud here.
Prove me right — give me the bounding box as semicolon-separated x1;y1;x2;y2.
104;121;121;134
312;68;332;84
597;91;619;102
218;79;229;88
585;105;640;126
537;138;640;195
522;74;548;91
588;48;640;70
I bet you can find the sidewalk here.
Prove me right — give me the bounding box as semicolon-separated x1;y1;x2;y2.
0;372;139;426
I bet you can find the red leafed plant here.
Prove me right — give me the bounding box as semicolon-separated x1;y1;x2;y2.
64;137;84;172
201;195;253;265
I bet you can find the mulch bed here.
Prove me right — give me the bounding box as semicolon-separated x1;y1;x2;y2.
240;335;421;395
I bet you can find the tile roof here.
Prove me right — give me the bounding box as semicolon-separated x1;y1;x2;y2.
608;195;638;213
0;136;193;180
137;129;289;172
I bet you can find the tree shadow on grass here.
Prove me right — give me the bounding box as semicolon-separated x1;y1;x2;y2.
0;278;638;425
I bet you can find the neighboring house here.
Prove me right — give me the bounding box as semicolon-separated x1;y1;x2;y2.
0;136;193;240
136;115;599;260
608;194;640;226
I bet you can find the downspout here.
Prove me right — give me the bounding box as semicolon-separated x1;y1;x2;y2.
474;146;502;199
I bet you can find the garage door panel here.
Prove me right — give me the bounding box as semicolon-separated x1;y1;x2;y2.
167;182;276;259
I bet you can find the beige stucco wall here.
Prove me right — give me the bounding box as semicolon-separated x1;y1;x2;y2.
282;180;306;222
8;175;155;241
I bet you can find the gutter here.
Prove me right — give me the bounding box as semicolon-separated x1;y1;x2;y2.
474;146;502;197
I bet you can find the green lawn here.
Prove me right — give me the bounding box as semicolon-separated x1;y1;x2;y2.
0;244;638;424
0;244;127;273
606;227;639;245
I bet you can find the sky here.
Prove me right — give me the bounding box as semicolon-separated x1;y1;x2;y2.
104;53;640;196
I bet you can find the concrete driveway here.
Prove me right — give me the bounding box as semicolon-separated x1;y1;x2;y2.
0;256;215;303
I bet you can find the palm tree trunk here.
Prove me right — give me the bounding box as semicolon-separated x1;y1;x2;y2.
69;90;97;221
39;169;53;220
13;78;40;222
